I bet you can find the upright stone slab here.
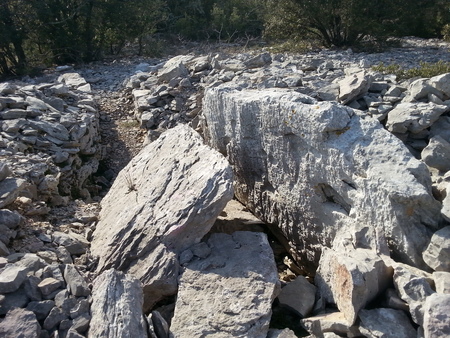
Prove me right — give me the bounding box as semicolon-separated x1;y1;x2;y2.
89;269;147;338
203;86;442;270
170;232;280;338
91;125;233;310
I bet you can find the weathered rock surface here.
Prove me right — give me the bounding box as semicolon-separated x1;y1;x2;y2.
203;85;441;270
315;248;392;324
423;226;450;271
170;231;280;338
358;308;416;338
423;293;450;338
89;269;147;338
91;124;233;309
0;308;41;338
393;264;434;325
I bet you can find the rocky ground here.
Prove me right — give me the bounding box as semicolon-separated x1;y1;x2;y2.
1;37;450;337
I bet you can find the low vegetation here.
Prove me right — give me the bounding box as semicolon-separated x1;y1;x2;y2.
372;61;450;81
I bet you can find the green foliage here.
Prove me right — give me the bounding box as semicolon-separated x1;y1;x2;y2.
372;61;450;81
264;0;449;48
443;24;450;42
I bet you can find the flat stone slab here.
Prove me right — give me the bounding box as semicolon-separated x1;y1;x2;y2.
170;231;280;338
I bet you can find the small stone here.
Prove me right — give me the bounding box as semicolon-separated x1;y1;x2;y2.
70;298;90;319
53;231;89;255
0;264;28;293
423;226;450;271
433;271;450;294
421;136;450;172
0;209;24;229
0;162;11;181
278;275;316;317
38;277;62;296
72;312;91;334
56;246;73;264
24;275;43;301
43;306;68;330
190;242;211;259
64;264;90;297
26;300;55;320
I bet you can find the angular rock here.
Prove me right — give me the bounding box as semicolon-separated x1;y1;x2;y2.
245;53;272;69
393;264;434;325
430;116;450;142
0;209;24;229
423;293;450;337
0;178;27;208
300;311;357;337
29;120;70;141
91;125;233;309
386;102;448;134
72;312;90;334
404;78;443;102
429;72;450;98
315;248;391;324
37;277;62;296
58;73;88;89
64;264;90;297
43;306;67;330
89;269;147;338
423;226;450;271
421;136;450;172
433;271;450;294
53;231;89;255
149;310;169;338
277;275;316;318
26;300;55;320
0;162;11;181
203;86;441;270
0;308;41;338
0;264;28;293
170;232;279;338
358;308;416;338
0;288;29;315
158;56;189;83
338;70;371;104
267;328;298;338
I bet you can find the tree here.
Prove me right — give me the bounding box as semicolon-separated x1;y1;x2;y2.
264;0;445;47
0;0;28;75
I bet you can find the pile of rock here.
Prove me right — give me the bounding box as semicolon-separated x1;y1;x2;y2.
0;228;93;337
0;72;102;337
2;37;450;337
0;72;101;209
201;59;450;336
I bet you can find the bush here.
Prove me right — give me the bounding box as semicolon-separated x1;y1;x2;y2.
443;24;450;42
372;61;450;81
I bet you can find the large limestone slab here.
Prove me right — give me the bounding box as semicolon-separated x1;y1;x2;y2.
203;86;441;270
170;232;280;338
89;269;147;338
91;125;233;309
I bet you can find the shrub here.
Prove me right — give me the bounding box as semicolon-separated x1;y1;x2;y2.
372;61;450;81
442;24;450;42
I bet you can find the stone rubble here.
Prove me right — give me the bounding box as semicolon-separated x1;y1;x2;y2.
0;37;450;337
